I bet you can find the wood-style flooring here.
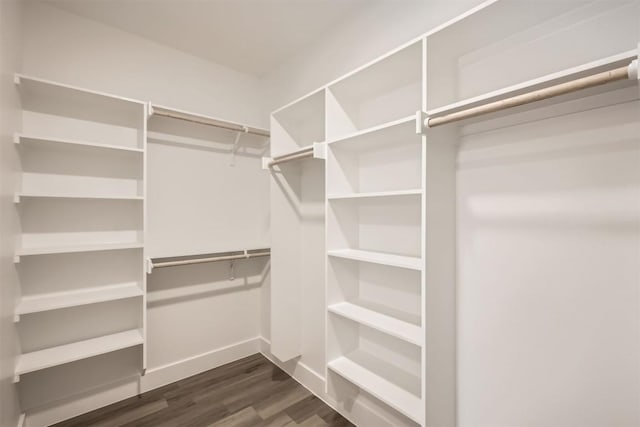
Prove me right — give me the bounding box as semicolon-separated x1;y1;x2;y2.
53;353;354;427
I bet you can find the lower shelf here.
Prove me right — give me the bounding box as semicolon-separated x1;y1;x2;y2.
328;356;422;424
15;329;144;381
15;283;143;319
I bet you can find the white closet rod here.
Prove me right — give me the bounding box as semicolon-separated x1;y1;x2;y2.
148;248;270;271
151;105;270;138
426;60;639;128
268;146;314;167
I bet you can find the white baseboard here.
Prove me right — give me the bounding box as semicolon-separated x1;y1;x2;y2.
24;337;261;427
141;337;260;392
258;337;408;427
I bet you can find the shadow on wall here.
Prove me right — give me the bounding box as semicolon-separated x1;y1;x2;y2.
147;257;270;307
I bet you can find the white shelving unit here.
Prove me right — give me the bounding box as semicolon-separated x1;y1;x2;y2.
323;38;432;426
269;89;326;362
14;75;147;383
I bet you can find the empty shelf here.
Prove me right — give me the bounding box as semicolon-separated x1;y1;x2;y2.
328;302;422;346
327;249;422;270
328;357;422;424
16;283;143;318
16;242;144;259
326;115;417;147
15;193;143;203
328;189;422;200
15;329;144;379
15;134;144;153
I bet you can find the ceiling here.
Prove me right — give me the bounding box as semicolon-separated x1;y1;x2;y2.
46;0;373;76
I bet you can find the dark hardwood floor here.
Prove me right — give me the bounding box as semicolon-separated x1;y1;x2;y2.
53;353;354;427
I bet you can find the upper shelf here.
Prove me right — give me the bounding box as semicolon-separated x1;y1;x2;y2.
425;0;640;109
15;242;144;262
16;74;145;124
271;89;325;153
15;134;144;154
326;41;422;139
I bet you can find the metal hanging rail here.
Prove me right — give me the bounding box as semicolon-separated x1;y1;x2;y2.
147;248;270;273
149;104;270;138
264;142;326;169
269;146;314;167
424;59;639;128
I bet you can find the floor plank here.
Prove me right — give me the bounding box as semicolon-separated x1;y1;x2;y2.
52;353;354;427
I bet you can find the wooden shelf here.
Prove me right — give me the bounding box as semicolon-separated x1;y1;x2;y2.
328;189;422;200
328;249;422;271
15;74;144;115
15;242;144;260
15;193;144;203
328;302;422;346
15;134;144;154
16;283;143;319
328;356;422;424
15;329;143;380
326;115;417;147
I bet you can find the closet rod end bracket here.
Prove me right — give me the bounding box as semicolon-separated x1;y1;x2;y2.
261;157;272;170
628;59;639;81
416;110;430;134
146;258;154;274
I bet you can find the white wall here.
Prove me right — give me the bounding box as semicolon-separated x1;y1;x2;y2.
0;0;24;426
22;2;266;128
19;3;269;425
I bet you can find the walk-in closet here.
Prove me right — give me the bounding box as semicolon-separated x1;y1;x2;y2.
1;1;639;426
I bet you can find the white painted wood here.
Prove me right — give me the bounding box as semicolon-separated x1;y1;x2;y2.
272;89;325;153
16;242;143;258
327;249;421;271
15;283;143;317
15;193;143;203
425;1;639;110
328;302;421;346
328;356;422;424
326;42;422;139
15;329;143;378
15;134;144;153
327;117;421;195
269;91;326;362
323;35;427;426
328;189;422;200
